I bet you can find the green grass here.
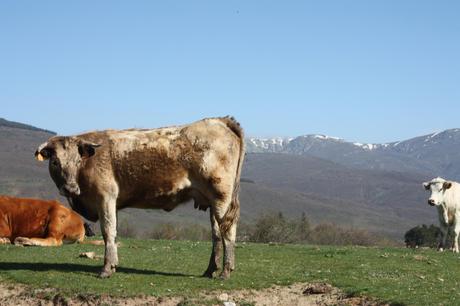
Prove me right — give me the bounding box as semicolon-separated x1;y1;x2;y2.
1;239;460;305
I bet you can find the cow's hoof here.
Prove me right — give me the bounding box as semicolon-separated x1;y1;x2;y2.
98;267;116;278
14;237;33;246
202;270;215;278
98;271;112;278
219;270;231;280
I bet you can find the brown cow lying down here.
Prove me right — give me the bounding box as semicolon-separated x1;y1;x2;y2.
0;195;96;246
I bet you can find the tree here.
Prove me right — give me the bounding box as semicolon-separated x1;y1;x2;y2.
404;224;442;248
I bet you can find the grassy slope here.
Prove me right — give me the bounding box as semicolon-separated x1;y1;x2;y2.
0;239;459;305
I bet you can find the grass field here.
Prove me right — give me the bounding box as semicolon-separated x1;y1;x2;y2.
1;238;460;305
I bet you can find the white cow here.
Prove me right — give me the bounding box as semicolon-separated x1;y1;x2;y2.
423;177;460;252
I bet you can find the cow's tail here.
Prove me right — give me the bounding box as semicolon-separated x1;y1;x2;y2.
219;116;245;236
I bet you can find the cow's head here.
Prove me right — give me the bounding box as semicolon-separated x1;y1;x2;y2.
423;177;452;207
35;136;101;197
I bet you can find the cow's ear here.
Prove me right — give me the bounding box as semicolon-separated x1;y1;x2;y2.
443;182;452;190
35;142;53;161
423;182;430;190
78;141;101;159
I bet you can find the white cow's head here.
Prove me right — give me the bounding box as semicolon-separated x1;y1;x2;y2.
423;177;452;207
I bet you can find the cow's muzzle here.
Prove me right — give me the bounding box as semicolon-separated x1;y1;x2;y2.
428;199;436;206
60;184;81;197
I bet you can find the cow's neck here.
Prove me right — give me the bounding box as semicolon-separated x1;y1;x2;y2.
438;203;454;226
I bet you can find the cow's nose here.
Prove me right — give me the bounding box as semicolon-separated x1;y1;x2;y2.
428;199;435;206
60;184;81;197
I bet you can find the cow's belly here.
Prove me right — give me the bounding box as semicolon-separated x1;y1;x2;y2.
68;197;99;222
11;219;47;240
121;188;194;212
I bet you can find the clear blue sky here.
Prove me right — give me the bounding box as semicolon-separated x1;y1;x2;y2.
1;1;459;143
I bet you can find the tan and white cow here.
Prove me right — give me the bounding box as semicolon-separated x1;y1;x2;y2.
35;116;245;279
423;177;460;252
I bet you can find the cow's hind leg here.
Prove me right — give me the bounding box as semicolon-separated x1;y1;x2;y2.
220;219;237;280
202;208;223;278
214;196;239;280
14;209;65;246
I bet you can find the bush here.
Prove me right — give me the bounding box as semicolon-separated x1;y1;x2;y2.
249;212;298;243
308;223;384;246
117;211;395;247
404;224;445;248
242;212;391;246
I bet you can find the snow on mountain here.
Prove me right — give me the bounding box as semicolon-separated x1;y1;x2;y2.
248;134;381;152
309;134;342;141
247;129;460;154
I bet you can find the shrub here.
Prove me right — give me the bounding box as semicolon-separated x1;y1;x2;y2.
118;211;395;247
243;212;395;246
404;224;445;248
249;212;298;243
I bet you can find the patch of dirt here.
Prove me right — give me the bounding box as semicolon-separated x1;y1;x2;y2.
0;282;389;306
201;282;388;306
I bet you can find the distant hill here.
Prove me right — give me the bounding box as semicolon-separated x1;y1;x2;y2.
0;118;450;240
0;118;55;135
242;153;434;239
0;121;57;198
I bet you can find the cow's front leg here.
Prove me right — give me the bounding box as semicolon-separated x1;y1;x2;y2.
98;196;118;278
14;237;62;246
0;237;11;244
439;224;448;252
453;222;460;253
203;209;222;278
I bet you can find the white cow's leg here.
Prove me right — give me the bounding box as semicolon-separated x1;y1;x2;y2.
453;222;460;253
98;196;118;278
202;208;223;278
439;224;448;252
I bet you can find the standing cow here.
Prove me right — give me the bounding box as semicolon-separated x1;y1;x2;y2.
423;177;460;252
35;116;244;279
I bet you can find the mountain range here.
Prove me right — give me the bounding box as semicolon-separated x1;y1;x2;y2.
1;118;458;240
246;129;460;180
